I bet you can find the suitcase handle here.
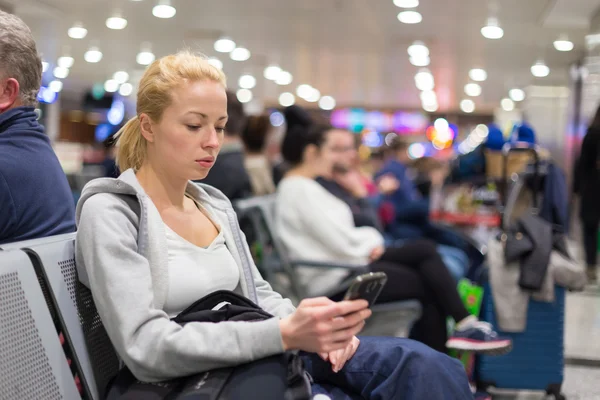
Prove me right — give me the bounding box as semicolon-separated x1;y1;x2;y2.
500;142;541;230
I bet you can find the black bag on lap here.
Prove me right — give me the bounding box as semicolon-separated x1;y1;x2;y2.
106;290;311;400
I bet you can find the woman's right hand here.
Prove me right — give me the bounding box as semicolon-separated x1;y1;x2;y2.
279;297;371;353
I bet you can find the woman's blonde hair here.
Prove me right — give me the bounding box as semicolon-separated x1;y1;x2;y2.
115;51;227;172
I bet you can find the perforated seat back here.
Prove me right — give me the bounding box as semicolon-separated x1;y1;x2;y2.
0;250;80;400
24;237;120;399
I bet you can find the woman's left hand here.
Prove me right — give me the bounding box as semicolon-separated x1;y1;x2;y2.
319;336;360;373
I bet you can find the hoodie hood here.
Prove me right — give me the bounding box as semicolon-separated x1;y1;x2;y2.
76;169;233;223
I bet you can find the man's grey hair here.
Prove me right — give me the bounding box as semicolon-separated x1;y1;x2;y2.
0;10;42;106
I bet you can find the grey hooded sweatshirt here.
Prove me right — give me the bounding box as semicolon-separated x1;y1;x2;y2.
75;169;296;382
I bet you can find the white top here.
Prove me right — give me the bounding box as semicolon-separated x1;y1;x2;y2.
275;176;384;295
163;213;240;317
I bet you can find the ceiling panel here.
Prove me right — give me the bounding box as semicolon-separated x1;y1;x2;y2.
6;0;597;112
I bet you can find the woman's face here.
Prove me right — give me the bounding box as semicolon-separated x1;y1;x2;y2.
305;129;348;177
142;80;228;182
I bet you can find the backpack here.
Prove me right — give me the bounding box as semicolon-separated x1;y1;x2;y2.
106;290;312;400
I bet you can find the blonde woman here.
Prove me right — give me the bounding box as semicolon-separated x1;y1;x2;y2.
75;51;472;399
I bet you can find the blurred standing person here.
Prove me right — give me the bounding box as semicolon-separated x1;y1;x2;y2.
0;10;75;244
578;106;600;283
101;136;120;178
196;91;252;200
242;114;276;196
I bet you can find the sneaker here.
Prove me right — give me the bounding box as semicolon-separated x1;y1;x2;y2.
446;321;512;355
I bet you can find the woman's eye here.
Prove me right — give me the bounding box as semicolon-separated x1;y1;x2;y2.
216;127;225;134
186;125;201;131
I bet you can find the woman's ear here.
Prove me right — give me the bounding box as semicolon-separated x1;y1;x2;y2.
139;113;155;143
304;144;319;162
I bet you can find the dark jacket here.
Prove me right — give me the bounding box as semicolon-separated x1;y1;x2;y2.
578;127;600;223
374;159;430;224
539;163;569;230
197;142;252;201
316;177;383;232
0;106;76;244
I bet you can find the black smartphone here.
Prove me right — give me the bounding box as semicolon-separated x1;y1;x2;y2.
343;272;388;307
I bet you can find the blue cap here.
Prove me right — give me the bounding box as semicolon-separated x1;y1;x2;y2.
516;123;536;144
485;124;505;150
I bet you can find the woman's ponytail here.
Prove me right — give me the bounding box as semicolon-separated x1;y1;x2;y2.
115;116;146;172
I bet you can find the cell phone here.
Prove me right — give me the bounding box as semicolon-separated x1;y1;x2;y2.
343;272;388;307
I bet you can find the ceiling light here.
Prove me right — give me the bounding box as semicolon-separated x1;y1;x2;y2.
407;41;429;58
57;56;74;69
119;82;133;96
42;61;49;72
208;57;223;70
137;43;155;65
319;96;336;110
393;0;419;7
104;79;119;93
68;22;87;39
84;46;103;63
481;17;504;40
464;83;482;97
509;88;525;102
410;56;430;67
469;68;487;82
279;92;295;107
53;66;69;79
275;71;293;85
434;118;449;132
49;80;63;93
113;71;129;84
420;90;437;105
423;102;438;112
264;65;282;80
297;84;314;99
214;37;236;53
152;0;176;18
137;51;155;65
397;11;422;24
414;69;434;91
554;35;574;52
106;13;128;30
531;60;550;77
230;47;251;61
306;88;321;103
501;98;514;111
239;74;256;89
460;99;475;113
236;88;253;103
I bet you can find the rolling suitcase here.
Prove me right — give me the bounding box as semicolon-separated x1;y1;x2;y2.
476;142;566;400
476;283;565;400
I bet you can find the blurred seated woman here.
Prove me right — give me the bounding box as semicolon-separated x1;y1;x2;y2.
241;114;276;196
75;51;473;400
275;123;512;354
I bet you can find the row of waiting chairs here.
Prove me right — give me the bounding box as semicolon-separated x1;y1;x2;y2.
0;195;423;399
0;234;119;399
234;195;422;337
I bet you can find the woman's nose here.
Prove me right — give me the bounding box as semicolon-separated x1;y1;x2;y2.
203;127;221;148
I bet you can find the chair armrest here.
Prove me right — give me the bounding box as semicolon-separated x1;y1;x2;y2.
290;260;369;274
371;300;422;314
